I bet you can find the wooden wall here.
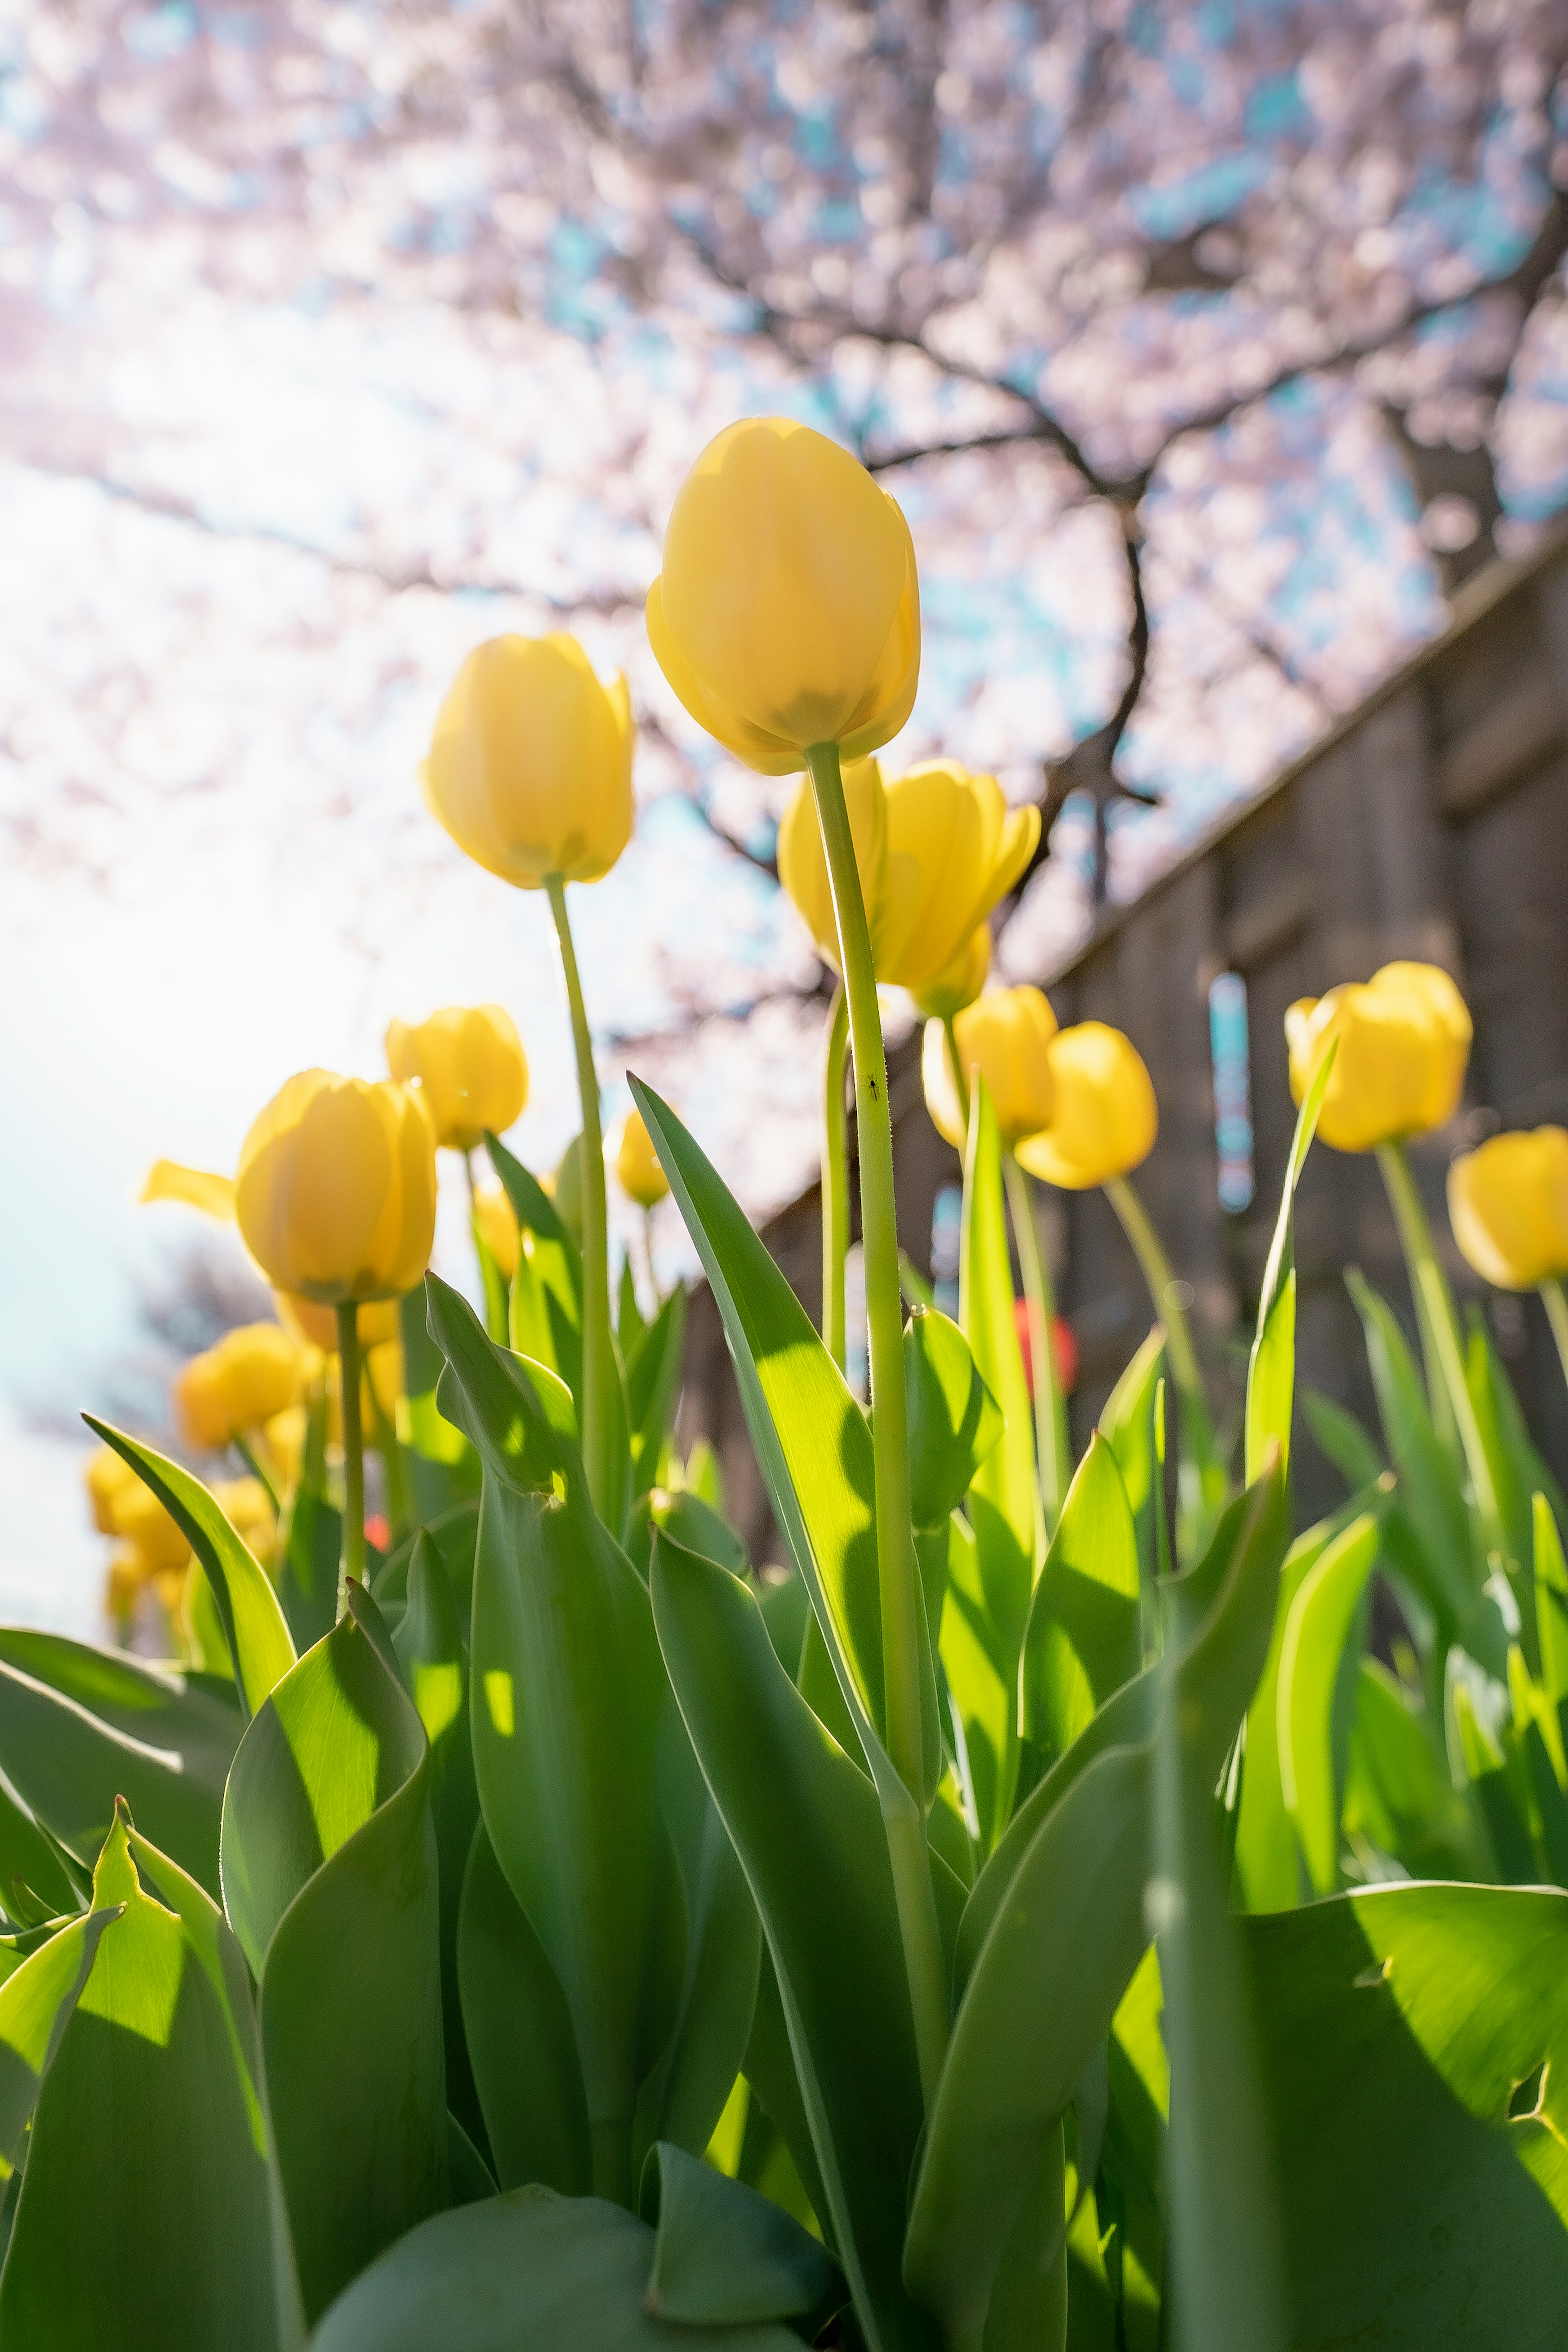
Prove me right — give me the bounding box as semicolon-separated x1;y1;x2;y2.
677;525;1568;1557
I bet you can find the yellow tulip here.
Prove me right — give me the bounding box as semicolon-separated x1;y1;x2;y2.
912;922;992;1022
140;1160;236;1221
385;1003;528;1152
275;1291;401;1354
1285;961;1471;1154
1017;1023;1158;1189
472;1184;520;1282
212;1475;277;1560
646;416;920;775
85;1444;137;1535
235;1071;437;1305
105;1550;147;1625
421;633;633;889
922;987;1058;1149
173;1321;305;1452
609;1108;669;1209
111;1479;192;1577
262;1404;307;1490
1448;1127;1568;1290
777;757;898;971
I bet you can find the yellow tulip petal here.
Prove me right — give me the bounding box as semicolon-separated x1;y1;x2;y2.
1448;1128;1568;1290
140;1161;236;1221
1017;1022;1157;1189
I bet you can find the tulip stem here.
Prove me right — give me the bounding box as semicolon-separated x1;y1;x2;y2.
822;984;851;1371
1104;1174;1216;1549
1004;1153;1070;1532
466;1147;509;1343
942;1015;971;1137
1379;1140;1503;1553
231;1433;281;1520
806;739;949;2111
547;873;612;1519
1543;1279;1568;1394
336;1301;365;1613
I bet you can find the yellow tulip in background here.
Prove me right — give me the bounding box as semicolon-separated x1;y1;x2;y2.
235;1071;437;1305
385;1002;528;1152
85;1445;137;1535
779;755;1038;992
921;986;1058;1149
421;633;633;888
472;1183;520;1282
140;1160;236;1220
1017;1022;1158;1189
1448;1127;1568;1290
1286;960;1471;1153
172;1321;305;1452
275;1291;400;1354
647;416;920;774
610;1107;670;1209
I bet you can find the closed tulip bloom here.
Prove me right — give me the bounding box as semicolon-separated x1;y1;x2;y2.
422;633;634;888
647;417;920;774
275;1291;401;1354
85;1445;137;1535
236;1071;437;1305
882;762;1039;991
1017;1023;1158;1189
922;987;1058;1149
472;1184;520;1282
385;1003;528;1152
1448;1128;1568;1291
173;1322;305;1451
610;1108;670;1209
912;921;992;1023
1285;961;1471;1154
112;1480;192;1577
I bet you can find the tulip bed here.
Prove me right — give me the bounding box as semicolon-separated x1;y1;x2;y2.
7;418;1568;2350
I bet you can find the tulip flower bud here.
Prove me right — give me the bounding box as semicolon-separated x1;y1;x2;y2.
647;416;921;774
922;987;1058;1149
85;1445;137;1535
1448;1127;1568;1291
173;1321;305;1452
472;1184;520;1282
913;923;992;1023
236;1071;437;1305
385;1003;528;1152
609;1108;670;1209
1017;1023;1158;1189
1285;961;1471;1154
421;633;633;889
274;1291;401;1354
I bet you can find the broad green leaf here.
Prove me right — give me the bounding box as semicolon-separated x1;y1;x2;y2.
1276;1511;1382;1895
960;1078;1040;1670
0;1643;234;1900
1234;1483;1392;1912
1244;1036;1333;1485
428;1274;673;2206
457;1818;592;2195
220;1589;446;2322
1020;1434;1141;1791
84;1415;295;1718
626;1284;686;1489
629;1081;911;1805
640;2139;844;2332
904;1307;1003;1531
449;2112;498;2207
1342;1657;1479;1882
1246;1882;1568;2345
618;1252;648;1356
650;1530;936;2352
278;1482;345;1653
983;2126;1069;2351
312;2185;806;2352
742;1943;832;2229
907;1465;1287;2351
1099;1325;1167;1597
1536;1493;1568;1707
940;1510;1014;1855
374;1494;480;1629
0;1903;119;2167
1301;1385;1385;1492
1346;1270;1475;1639
489;1130;584;1402
399;1283;478;1504
633;1704;761;2170
0;1768;80;1926
0;1806;276;2350
647;1485;749;1579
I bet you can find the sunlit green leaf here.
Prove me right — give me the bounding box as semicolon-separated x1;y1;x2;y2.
1244;1036;1333;1485
1276;1511;1382;1895
904;1306;1002;1532
1020;1434;1141;1790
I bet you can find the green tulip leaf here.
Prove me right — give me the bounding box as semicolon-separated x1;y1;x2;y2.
626;1282;686;1489
1245;1881;1568;2345
1276;1510;1383;1895
0;1769;81;1927
0;1900;120;2169
960;1078;1040;1684
488;1129;584;1401
312;2185;807;2352
650;1527;936;2352
428;1274;675;2207
1536;1493;1568;1710
1244;1035;1333;1485
82;1415;296;1719
1099;1323;1167;1597
0;1805;277;2351
0;1639;235;1900
278;1482;345;1652
220;1586;446;2322
456;1817;592;2196
1346;1270;1476;1641
640;2138;844;2334
650;1484;750;1579
1019;1432;1142;1791
399;1283;479;1506
1301;1385;1385;1494
903;1305;1003;1532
